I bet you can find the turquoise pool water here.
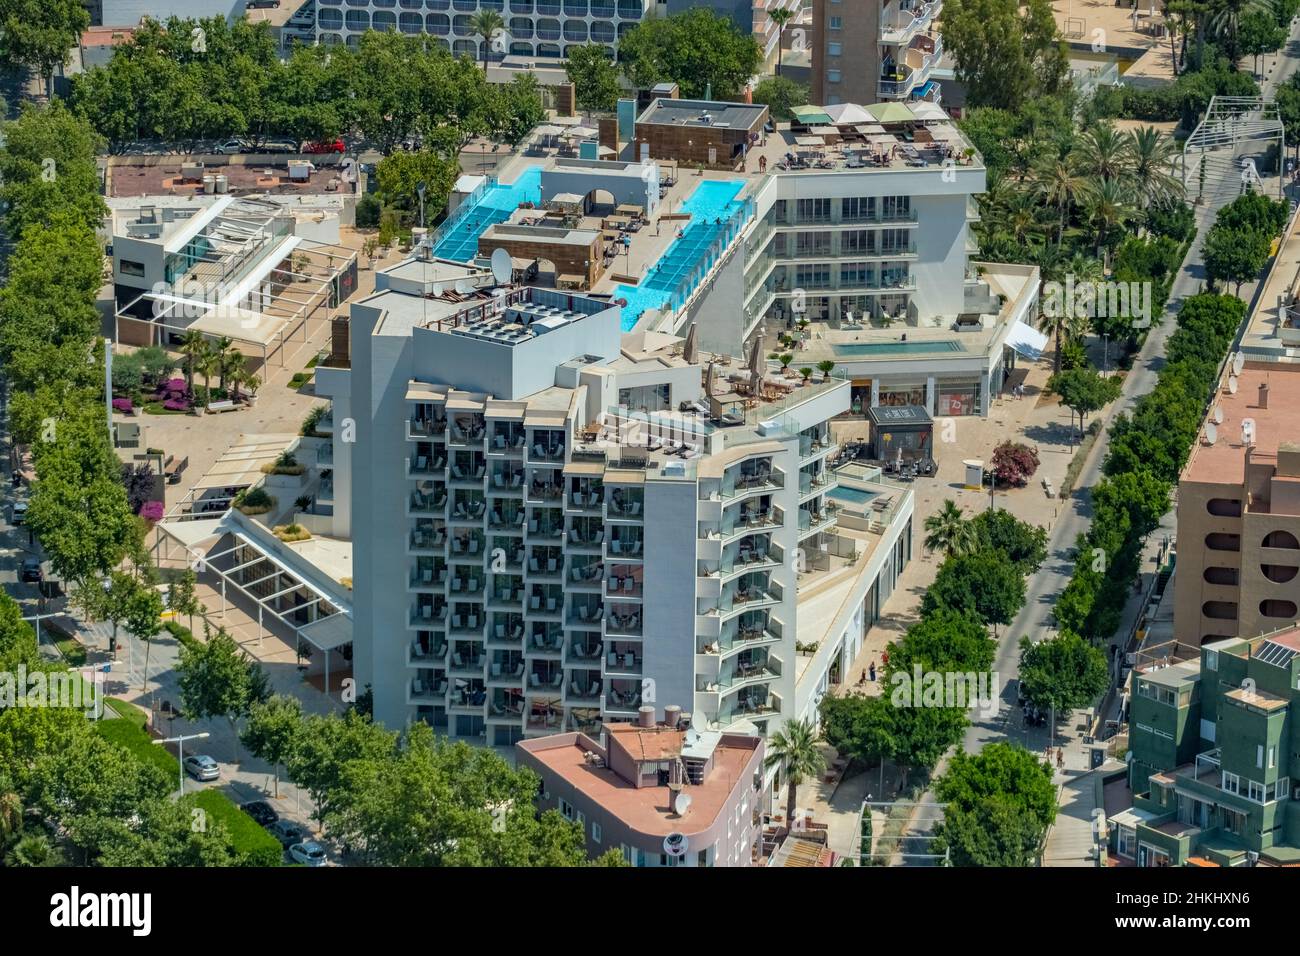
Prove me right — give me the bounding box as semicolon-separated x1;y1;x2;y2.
431;166;543;262
829;486;878;506
833;340;966;356
615;179;748;331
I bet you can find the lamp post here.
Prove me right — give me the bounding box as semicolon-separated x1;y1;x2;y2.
153;731;210;796
417;181;427;231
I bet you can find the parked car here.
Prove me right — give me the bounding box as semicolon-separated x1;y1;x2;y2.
213;139;249;155
289;841;328;866
20;557;42;584
11;500;27;525
241;801;279;827
182;754;220;781
303;138;346;154
268;819;310;847
256;139;299;154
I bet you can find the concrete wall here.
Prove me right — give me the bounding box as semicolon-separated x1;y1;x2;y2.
643;477;701;719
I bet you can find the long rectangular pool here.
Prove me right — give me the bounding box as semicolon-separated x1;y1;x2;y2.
832;340;966;356
431;166;543;262
615;179;748;331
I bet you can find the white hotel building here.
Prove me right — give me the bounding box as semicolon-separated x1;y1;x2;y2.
326;252;914;745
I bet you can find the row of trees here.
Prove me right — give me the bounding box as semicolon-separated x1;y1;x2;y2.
1204;190;1290;293
69;19;545;158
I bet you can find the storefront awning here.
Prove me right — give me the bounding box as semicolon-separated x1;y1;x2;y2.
1006;319;1049;360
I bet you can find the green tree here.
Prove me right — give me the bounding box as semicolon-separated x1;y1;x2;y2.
167;568;202;634
921;549;1027;630
616;8;763;100
565;44;621;112
374;149;461;230
750;76;809;122
969;508;1048;572
931;743;1057;866
176;627;269;759
763;717;826;827
885;608;997;677
1018;632;1111;713
768;6;796;74
1204;223;1272;294
941;0;1068;109
923;499;975;558
241;694;304;799
1047;366;1122;436
0;0;89;95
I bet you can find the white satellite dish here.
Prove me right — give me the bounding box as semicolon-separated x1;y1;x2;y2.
1204;422;1218;445
1232;351;1245;375
490;246;513;285
1213;404;1224;424
1228;376;1239;395
673;791;693;816
429;281;446;297
454;278;475;295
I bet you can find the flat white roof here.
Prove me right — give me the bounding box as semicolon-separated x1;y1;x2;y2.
161;194;235;253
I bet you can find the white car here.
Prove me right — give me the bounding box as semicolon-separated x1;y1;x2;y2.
182;754;220;781
11;500;27;525
289;841;327;867
213;139;249;155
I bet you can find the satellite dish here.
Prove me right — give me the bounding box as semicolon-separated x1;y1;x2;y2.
429;281;446;297
663;831;689;856
1228;376;1239;395
1204;422;1218;445
1232;351;1245;375
490;247;513;285
673;791;693;816
454;278;474;295
1213;404;1224;424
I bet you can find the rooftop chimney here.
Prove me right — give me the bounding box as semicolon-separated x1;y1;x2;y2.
637;705;655;728
1259;382;1269;409
664;705;682;729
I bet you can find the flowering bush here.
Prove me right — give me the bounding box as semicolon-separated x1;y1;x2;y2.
990;441;1040;488
139;500;165;523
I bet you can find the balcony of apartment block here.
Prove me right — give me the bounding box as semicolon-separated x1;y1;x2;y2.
407;405;447;441
525;699;564;733
527;546;564;580
567;634;604;665
608;530;644;560
527;661;566;695
409;558;449;592
606;487;644;522
798;467;839;505
799;428;839;466
798;501;841;540
409;672;448;705
528;430;567;464
448;642;485;677
408;444;446;478
604;641;642;676
527;587;565;619
605;604;642;637
447;605;484;636
448;528;486;561
489;465;526;497
408;522;447;555
566;668;603;705
488;502;527;533
410;599;448;629
489;615;526;647
567;596;605;630
708;535;782;585
492;538;525;571
707;575;783;622
489;423;527;457
880;0;942;44
606;678;643;715
448;413;486;448
711;614;784;658
526;510;565;541
407;486;447;518
718;651;783;693
449;492;487;524
567;519;605;553
526;473;565;506
565;707;603;737
719;457;783;502
447;679;487;712
528;624;565;656
488;651;525;685
489;689;525;720
566;478;605;515
488;576;524;613
714;497;781;543
568;557;605;592
409;632;449;667
774;211;920;232
766;271;917;301
449;452;486;486
605;565;642;600
717;692;781;727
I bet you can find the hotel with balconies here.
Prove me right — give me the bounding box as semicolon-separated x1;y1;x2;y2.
335;248;913;751
810;0;943;107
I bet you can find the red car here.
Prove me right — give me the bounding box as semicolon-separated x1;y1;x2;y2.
303;139;346;154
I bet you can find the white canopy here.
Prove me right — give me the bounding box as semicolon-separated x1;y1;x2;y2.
909;101;949;122
825;103;873;126
1006;319;1049;360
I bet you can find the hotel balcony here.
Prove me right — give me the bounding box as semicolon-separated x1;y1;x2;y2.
606;680;643;714
569;559;605;591
567;598;605;628
718;692;782;726
608;533;644;559
408;446;445;476
489;467;525;494
528;627;565;655
798;469;839;504
409;601;447;628
605;644;642;675
566;670;602;704
799;431;838;465
448;495;486;523
527;663;565;693
718;653;783;692
798;502;840;539
489;425;526;455
526;479;564;505
489;617;525;646
526;513;565;540
449;456;486;485
567;638;604;665
447;679;486;711
878;34;943;99
447;608;484;635
409;674;447;704
489;690;524;719
448;414;486;447
607;489;644;521
527;548;564;578
880;0;942;44
407;410;447;440
527;589;564;618
448;647;485;675
409;523;446;554
605;605;642;637
528;432;566;464
408;635;448;666
566;522;605;552
567;483;605;514
566;709;603;737
716;502;781;542
408;488;447;517
605;566;643;599
488;505;527;531
409;561;449;590
449;529;485;558
719;462;783;501
488;580;524;611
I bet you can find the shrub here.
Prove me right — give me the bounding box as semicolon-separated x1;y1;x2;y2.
989;441;1040;488
355;193;382;229
273;523;311;542
235;487;276;515
139;500;164;522
95;718;179;780
300;405;327;436
183;790;284;866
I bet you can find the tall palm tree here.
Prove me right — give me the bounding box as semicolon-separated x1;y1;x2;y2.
470;10;506;72
179;329;208;396
1072;123;1135;187
1208;0;1269;60
923;499;974;558
1000;190;1051;250
768;7;796;76
213;335;234;394
1034;151;1088;246
1081;177;1136;266
763;717;825;830
196;347;220;402
222;347;247;397
1128;126;1184;210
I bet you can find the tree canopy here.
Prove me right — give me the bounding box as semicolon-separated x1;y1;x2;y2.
616;9;762;100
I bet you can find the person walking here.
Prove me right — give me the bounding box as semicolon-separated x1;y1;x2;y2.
869;661;877;682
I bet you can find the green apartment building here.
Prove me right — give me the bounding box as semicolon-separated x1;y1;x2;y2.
1110;626;1300;867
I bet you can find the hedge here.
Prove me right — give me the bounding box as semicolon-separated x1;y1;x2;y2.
184;790;285;867
94;717;180;780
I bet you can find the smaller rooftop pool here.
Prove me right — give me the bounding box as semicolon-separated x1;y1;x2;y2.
832;340;966;356
431;166;543;263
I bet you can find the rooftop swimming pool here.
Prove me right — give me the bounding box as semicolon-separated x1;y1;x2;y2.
833;340;966;356
828;486;879;507
615;179;748;331
431;166;543;262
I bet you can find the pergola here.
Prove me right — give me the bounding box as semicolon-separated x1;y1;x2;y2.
1182;96;1285;200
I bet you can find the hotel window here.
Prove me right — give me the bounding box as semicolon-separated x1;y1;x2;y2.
828;15;842;28
576;810;586;830
592;821;602;843
840;262;870;286
559;798;574;820
795;197;831;223
841;196;876;222
1269;746;1276;769
827;42;841;56
1275;777;1291;801
827;70;841;84
119;259;146;277
881;195;911;221
1222;771;1240;794
1205;649;1218;671
1248;780;1266;803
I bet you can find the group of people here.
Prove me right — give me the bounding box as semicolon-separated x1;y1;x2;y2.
855;649;889;686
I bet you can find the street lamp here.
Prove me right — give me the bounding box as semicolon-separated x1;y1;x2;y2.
416;180;427;231
153;731;210;796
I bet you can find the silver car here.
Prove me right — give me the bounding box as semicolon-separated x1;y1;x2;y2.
182;754;220;781
289;841;327;867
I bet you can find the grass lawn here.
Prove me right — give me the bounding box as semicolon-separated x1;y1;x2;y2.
183;790;285;866
143;402;192;415
48;633;87;666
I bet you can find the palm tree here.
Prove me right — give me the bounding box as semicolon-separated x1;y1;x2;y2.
763;717;825;830
1128;126;1184;210
1034;151;1088;246
1000;191;1050;250
1208;0;1269;60
196;348;220;403
179;329;208;395
213;335;234;394
1081;178;1135;266
470;10;505;72
768;7;796;76
923;499;974;558
222;347;247;398
0;785;21;850
1072;123;1135;187
4;833;55;867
